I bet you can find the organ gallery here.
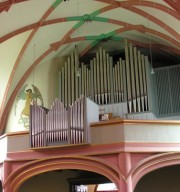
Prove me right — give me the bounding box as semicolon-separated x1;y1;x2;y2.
30;39;152;148
30;39;180;148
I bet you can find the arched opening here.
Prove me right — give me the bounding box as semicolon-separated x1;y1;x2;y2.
18;169;117;192
134;165;180;192
0;180;2;192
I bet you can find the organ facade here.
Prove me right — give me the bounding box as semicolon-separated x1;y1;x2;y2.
58;39;151;116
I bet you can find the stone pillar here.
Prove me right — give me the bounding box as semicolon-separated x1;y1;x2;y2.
118;152;133;192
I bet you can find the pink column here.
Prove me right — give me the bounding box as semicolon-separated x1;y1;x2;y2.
3;161;12;192
118;152;133;192
3;185;11;192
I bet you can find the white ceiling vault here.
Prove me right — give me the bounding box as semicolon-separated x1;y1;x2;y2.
0;0;179;134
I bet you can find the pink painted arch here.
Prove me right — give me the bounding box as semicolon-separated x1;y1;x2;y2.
129;152;180;190
4;156;121;192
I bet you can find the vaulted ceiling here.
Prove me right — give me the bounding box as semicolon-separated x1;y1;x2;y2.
0;0;179;134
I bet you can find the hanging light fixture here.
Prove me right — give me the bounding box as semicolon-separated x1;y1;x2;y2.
33;43;36;84
75;3;81;77
149;39;155;75
75;44;80;77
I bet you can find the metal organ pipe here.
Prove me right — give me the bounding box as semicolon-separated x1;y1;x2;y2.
109;56;114;104
129;43;136;112
30;40;152;148
94;58;98;103
61;67;65;104
30;97;88;148
103;49;107;104
120;59;125;101
124;39;131;112
58;40;150;112
81;63;84;97
116;61;120;102
106;54;111;103
75;46;79;101
133;47;140;112
68;57;71;106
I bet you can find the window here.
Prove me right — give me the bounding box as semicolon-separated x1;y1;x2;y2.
96;183;118;191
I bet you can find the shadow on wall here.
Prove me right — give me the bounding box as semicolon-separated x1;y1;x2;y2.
134;165;180;192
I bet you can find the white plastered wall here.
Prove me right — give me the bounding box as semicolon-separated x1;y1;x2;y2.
0;32;31;108
5;56;66;133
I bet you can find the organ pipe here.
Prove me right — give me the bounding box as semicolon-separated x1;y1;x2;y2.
129;43;136;112
71;52;75;105
107;54;111;103
68;57;71;106
133;47;140;112
137;51;143;111
103;49;107;104
109;56;114;104
30;97;94;148
64;61;67;107
75;45;79;101
58;39;150;113
30;40;152;148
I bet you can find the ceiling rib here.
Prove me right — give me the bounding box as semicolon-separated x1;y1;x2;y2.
0;0;28;12
123;6;180;41
0;18;68;43
80;25;180;57
0;18;178;130
0;47;54;135
1;1;179;44
0;0;179;135
127;39;180;55
95;1;179;41
95;0;179;19
2;16;180;135
0;0;64;134
50;2;179;51
50;23;180;52
163;0;180;12
2;23;180;131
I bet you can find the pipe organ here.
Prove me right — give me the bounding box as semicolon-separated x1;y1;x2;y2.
29;39;180;149
58;39;151;116
30;97;99;148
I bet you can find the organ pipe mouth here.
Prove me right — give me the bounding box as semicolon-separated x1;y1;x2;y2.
77;69;80;77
